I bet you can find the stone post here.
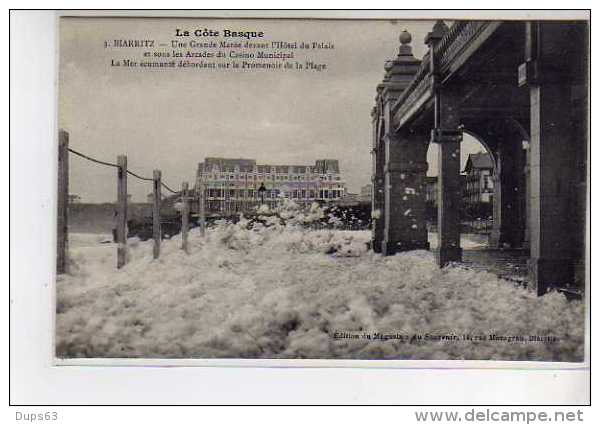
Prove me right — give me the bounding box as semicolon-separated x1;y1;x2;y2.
371;102;385;253
381;131;429;255
519;22;578;294
528;83;575;294
489;139;523;248
432;123;463;266
152;170;161;260
372;29;421;255
116;155;128;269
523;141;531;247
490;162;502;247
425;21;463;266
57;130;69;274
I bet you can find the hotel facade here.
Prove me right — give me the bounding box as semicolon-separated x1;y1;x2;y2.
195;157;347;215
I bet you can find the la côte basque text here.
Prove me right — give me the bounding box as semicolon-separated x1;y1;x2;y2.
175;28;265;39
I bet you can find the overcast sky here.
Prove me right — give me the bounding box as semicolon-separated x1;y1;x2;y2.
59;17;484;203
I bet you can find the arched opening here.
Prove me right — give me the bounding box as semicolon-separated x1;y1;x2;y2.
425;133;496;250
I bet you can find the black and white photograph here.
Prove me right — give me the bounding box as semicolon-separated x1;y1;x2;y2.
54;14;589;363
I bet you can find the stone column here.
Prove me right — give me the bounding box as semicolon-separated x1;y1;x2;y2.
528;82;575;294
371;106;386;253
425;20;462;266
523;141;531;247
371;29;422;254
432;89;463;266
381;131;429;255
520;22;577;294
490;140;524;248
489;165;502;247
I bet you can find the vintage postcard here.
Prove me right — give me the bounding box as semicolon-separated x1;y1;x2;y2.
55;14;589;362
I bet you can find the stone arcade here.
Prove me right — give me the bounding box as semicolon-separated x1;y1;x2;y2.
371;21;588;295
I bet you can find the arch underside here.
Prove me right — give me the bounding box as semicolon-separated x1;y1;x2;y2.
373;20;588;295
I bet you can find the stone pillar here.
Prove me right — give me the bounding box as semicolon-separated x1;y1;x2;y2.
489;166;502;247
425;20;462;266
371;107;385;253
381;131;429;255
571;84;588;287
371;29;421;254
489;140;524;248
528;83;575;294
520;22;577;294
432;90;463;266
523;141;531;247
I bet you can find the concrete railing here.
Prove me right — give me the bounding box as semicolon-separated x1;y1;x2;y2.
392;21;496;127
436;21;493;73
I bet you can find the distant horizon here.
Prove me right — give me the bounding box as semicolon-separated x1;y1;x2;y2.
65;144;489;203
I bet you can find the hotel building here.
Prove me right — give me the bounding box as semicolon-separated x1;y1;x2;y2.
195;157;347;215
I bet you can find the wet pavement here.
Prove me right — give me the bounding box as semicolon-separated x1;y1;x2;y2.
459;248;582;300
461;248;529;287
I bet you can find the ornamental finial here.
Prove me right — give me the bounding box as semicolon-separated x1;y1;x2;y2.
399;30;412;45
398;29;413;56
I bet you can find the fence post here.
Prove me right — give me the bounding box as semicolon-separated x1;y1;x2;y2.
181;182;189;253
199;181;206;237
153;170;162;259
57;129;69;274
117;155;128;268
